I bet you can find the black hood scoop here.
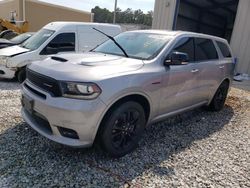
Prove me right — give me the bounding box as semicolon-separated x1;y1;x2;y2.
51;56;68;62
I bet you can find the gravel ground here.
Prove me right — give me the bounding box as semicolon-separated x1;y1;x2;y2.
0;80;250;188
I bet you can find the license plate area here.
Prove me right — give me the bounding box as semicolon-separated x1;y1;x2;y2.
21;94;34;114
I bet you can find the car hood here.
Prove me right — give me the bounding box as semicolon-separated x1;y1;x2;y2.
29;52;144;81
0;45;30;57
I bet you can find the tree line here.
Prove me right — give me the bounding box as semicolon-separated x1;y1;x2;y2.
91;6;153;26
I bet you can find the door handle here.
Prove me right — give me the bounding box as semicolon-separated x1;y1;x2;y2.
219;65;225;69
191;69;199;73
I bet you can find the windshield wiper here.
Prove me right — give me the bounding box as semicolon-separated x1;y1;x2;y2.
92;27;129;58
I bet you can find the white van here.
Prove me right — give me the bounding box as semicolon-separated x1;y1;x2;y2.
0;22;121;82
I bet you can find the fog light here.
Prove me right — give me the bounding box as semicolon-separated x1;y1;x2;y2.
58;127;79;139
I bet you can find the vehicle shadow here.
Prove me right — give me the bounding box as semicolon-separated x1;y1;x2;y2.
0;104;235;187
0;78;20;90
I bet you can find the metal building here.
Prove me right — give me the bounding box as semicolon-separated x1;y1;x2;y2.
0;0;93;32
152;0;250;75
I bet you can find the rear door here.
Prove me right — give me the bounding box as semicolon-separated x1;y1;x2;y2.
215;41;234;79
193;37;221;102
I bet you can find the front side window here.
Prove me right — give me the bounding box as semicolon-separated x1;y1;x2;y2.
170;37;195;62
195;38;218;61
216;41;232;58
21;29;54;51
41;33;75;55
94;32;172;60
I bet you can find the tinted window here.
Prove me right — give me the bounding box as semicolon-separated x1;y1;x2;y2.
216;41;232;58
47;33;75;52
195;38;218;61
170;37;195;62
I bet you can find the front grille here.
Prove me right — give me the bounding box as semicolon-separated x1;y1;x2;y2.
26;68;62;97
24;83;46;99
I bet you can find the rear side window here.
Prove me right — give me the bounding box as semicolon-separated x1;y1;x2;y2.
216;41;232;58
195;38;218;61
171;37;195;61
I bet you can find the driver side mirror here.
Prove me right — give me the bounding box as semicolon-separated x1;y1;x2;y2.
164;52;189;66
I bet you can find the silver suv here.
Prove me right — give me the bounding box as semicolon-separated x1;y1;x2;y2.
21;30;234;157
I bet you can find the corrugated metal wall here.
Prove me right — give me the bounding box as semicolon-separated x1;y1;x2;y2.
230;0;250;75
0;0;22;21
0;0;92;32
26;0;92;31
152;0;177;30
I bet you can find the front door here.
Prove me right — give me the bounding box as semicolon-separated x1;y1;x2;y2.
159;37;201;115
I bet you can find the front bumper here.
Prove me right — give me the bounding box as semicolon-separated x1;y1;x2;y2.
21;81;107;148
0;65;16;79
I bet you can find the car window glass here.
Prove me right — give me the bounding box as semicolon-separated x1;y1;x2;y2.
21;29;54;51
94;32;172;60
10;33;31;44
216;41;232;58
47;33;75;52
170;37;195;62
195;38;218;61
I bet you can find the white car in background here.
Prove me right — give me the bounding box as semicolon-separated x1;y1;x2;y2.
0;22;121;82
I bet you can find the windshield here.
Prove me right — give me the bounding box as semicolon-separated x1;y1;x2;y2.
21;29;54;50
94;32;172;60
10;33;31;44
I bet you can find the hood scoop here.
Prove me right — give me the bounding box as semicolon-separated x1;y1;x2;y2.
51;56;68;62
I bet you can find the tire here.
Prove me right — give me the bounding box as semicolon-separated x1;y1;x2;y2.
99;101;146;158
17;68;26;83
208;81;229;111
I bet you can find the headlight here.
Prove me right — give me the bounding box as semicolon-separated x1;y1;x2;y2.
0;56;8;66
60;82;102;100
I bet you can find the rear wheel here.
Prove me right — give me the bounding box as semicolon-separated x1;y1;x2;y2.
208;81;229;111
99;101;146;158
17;68;26;83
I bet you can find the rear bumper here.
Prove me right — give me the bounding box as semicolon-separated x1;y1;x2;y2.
0;65;16;79
21;81;107;148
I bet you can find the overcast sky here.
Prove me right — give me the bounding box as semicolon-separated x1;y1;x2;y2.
39;0;155;13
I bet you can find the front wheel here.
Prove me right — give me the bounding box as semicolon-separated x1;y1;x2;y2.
208;81;229;111
99;101;146;158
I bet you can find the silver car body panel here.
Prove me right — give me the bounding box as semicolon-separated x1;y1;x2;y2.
21;30;234;147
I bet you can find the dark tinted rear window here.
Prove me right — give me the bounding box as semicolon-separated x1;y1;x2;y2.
216;41;232;58
195;38;218;61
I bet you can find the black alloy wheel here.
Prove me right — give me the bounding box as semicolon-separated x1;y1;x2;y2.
99;101;146;157
208;81;229;111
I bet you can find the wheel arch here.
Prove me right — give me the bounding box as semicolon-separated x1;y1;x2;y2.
208;77;231;105
93;93;151;143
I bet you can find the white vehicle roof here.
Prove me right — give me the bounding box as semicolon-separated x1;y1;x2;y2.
43;22;121;31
